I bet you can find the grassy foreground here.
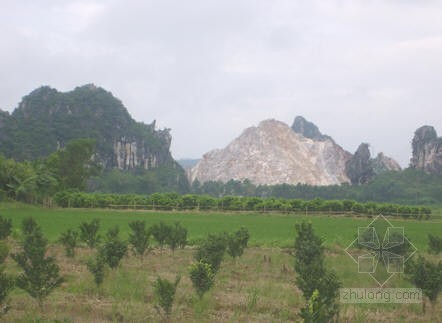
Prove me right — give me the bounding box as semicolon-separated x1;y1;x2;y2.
1;203;442;322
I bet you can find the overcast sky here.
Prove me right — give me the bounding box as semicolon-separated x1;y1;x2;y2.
1;0;442;167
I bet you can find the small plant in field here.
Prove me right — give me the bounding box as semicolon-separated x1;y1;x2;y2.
12;218;64;309
150;222;172;252
99;226;127;269
166;222;187;253
128;220;151;259
153;275;181;318
79;218;101;249
226;227;250;261
406;255;442;313
87;254;106;287
428;234;442;254
0;241;14;316
0;216;12;240
189;261;215;299
194;233;227;273
293;222;341;322
58;229;78;258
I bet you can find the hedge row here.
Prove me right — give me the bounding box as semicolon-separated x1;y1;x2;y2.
53;191;431;219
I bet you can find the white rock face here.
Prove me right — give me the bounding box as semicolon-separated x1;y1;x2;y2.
191;119;352;186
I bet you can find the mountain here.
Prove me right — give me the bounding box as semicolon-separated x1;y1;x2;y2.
190;119;352;186
0;84;177;171
190;117;401;186
410;125;442;174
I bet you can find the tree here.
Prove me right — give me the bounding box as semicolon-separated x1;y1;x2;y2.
79;219;101;249
189;261;215;299
46;138;100;191
293;222;341;322
153;275;181;318
226;227;250;261
59;229;78;258
150;222;172;253
0;216;12;240
12;218;63;309
87;254;106;287
99;226;127;269
166;222;187;253
194;233;227;273
428;234;442;254
0;241;14;316
128;220;151;259
406;255;442;313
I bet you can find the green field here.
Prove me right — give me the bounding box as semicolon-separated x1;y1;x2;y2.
2;203;441;250
1;203;442;322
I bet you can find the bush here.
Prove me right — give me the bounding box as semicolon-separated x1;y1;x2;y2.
0;241;14;316
166;222;187;252
428;234;442;254
226;227;250;261
12;218;64;309
128;220;151;258
79;219;101;249
0;216;12;240
86;255;106;287
151;222;172;252
194;233;227;273
99;227;127;269
58;229;78;258
293;222;341;322
153;275;181;317
189;261;215;299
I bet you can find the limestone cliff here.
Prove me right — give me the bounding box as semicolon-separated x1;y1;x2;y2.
191;119;352;186
0;85;176;171
410;125;442;173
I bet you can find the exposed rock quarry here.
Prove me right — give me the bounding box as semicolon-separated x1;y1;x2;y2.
191;119;352;186
410;125;442;173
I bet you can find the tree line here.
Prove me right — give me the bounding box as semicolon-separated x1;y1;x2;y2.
53;190;432;219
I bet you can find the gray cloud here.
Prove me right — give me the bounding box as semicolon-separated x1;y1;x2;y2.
1;0;442;167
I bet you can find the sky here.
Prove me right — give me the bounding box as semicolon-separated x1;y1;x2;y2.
1;0;442;167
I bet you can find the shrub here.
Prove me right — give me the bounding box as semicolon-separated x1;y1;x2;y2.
293;222;341;322
58;229;78;258
128;220;151;258
12;218;64;309
150;222;172;252
428;234;442;254
166;222;188;252
79;219;101;249
153;275;181;317
86;255;106;287
189;261;215;299
99;226;127;269
226;227;250;261
194;233;227;273
0;216;12;240
0;241;14;316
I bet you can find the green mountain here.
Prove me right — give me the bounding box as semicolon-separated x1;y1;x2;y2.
0;84;189;192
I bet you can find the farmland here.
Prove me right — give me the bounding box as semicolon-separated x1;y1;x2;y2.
1;203;442;322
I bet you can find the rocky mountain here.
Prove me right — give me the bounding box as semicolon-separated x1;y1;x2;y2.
191;117;401;186
410;125;442;173
191;119;352;186
0;84;179;173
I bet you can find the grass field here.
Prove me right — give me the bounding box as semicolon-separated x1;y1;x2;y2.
1;203;442;322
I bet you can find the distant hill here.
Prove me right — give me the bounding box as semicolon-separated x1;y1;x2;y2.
0;84;189;192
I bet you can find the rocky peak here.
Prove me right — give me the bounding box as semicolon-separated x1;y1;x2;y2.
410;125;442;173
291;116;331;141
191;119;351;186
345;143;375;185
372;152;401;174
